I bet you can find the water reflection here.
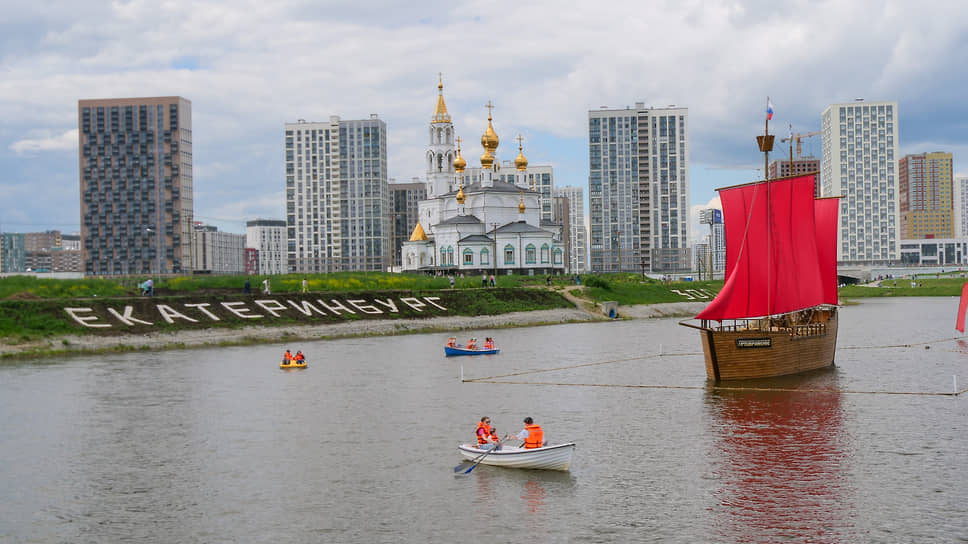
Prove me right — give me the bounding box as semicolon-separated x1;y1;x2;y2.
705;369;853;543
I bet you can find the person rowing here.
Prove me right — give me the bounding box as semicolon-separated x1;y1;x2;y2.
506;416;546;449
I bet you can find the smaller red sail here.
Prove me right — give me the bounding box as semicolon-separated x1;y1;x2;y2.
956;282;968;333
814;197;840;306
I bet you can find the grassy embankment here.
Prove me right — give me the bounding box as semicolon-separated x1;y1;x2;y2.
3;270;959;347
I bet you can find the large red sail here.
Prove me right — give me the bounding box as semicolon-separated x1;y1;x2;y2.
956;282;968;333
697;174;826;321
814;197;840;306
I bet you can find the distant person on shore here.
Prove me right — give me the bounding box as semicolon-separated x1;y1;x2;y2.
243;278;251;294
143;278;154;296
489;274;495;287
507;417;546;449
302;278;309;293
482;273;487;288
449;275;455;288
262;278;271;295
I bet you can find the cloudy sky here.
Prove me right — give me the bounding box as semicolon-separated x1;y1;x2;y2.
2;0;967;238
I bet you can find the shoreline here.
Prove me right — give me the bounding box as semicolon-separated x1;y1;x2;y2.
0;301;709;359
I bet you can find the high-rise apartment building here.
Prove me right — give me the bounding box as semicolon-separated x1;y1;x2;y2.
285;115;389;272
588;103;690;273
820;100;899;263
78;96;193;275
554;186;587;273
389;180;427;268
246;219;287;275
768;157;822;196
192;223;245;274
899;152;954;239
953;175;968;237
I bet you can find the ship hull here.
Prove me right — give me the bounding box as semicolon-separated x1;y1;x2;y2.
696;308;838;381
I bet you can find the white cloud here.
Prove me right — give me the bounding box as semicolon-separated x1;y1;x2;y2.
9;129;78;155
2;0;968;231
690;196;722;243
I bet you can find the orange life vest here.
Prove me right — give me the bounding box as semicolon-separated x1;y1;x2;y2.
476;421;492;445
485;340;494;349
489;430;500;444
284;352;293;361
447;338;456;347
524;423;544;449
294;353;304;362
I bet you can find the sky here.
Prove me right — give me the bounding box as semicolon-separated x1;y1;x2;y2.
2;0;968;241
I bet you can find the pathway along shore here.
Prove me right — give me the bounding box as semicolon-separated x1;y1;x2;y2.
0;300;708;358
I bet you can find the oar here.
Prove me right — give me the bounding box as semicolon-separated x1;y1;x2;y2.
453;448;490;472
462;443;501;474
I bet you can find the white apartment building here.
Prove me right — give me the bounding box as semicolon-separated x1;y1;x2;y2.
588;103;691;273
192;224;245;274
821;100;900;263
554;186;587;272
246;219;287;275
284;115;389;273
953;176;968;237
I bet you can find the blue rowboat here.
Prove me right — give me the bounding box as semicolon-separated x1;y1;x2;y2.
444;346;499;356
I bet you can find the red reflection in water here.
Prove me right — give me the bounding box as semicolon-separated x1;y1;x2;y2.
707;373;852;543
957;339;968;355
522;480;546;513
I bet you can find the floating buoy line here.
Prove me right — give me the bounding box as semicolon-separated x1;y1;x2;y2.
461;343;968;396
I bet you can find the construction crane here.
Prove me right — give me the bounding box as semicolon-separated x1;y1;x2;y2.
780;130;821;158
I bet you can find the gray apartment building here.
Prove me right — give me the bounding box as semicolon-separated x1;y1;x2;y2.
389;180;427;268
285;115;389;272
78;96;193;275
588;103;690;273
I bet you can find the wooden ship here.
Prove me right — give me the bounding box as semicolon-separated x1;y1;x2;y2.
680;103;840;381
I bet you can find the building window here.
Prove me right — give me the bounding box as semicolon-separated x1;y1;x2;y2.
526;244;537;264
463;248;474;265
480;247;489;265
540;244;550;263
554;248;563;265
504;244;515;265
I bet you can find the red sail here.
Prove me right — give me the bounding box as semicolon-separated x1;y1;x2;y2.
956;282;968;333
814;197;840;306
697;174;825;320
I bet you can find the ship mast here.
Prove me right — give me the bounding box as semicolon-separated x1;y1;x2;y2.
756;98;775;319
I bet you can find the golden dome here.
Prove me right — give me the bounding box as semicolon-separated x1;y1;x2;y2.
409;222;428;241
453;136;466;173
480;150;495;170
514;138;528;171
456;183;466;205
431;74;451;124
480;100;499;153
518;191;526;214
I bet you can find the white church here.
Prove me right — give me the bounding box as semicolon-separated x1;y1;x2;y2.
401;79;565;276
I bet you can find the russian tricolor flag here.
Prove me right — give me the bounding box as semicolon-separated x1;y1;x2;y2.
766;99;774;121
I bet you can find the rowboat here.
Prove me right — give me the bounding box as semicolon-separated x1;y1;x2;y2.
445;346;500;356
280;361;307;369
457;443;575;471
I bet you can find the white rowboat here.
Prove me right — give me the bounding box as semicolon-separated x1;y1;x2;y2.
458;443;575;471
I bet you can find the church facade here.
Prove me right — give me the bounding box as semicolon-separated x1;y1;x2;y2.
401;79;565;276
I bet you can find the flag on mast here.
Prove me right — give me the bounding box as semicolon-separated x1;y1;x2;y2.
766;98;774;121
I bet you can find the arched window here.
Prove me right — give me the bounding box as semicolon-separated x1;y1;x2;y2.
553;248;563;265
480;247;490;265
447;246;455;265
440;248;447;266
504;244;515;265
525;244;537;264
540;243;550;263
463;248;474;266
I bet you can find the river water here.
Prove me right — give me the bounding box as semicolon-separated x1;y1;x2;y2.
1;297;966;543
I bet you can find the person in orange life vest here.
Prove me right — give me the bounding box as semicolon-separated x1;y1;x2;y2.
476;416;493;448
466;338;477;350
283;349;293;363
446;337;457;348
488;426;502;450
508;417;545;449
484;337;494;350
294;351;305;363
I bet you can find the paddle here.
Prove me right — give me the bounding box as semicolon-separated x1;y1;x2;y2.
461;444;499;475
453;448;490;472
